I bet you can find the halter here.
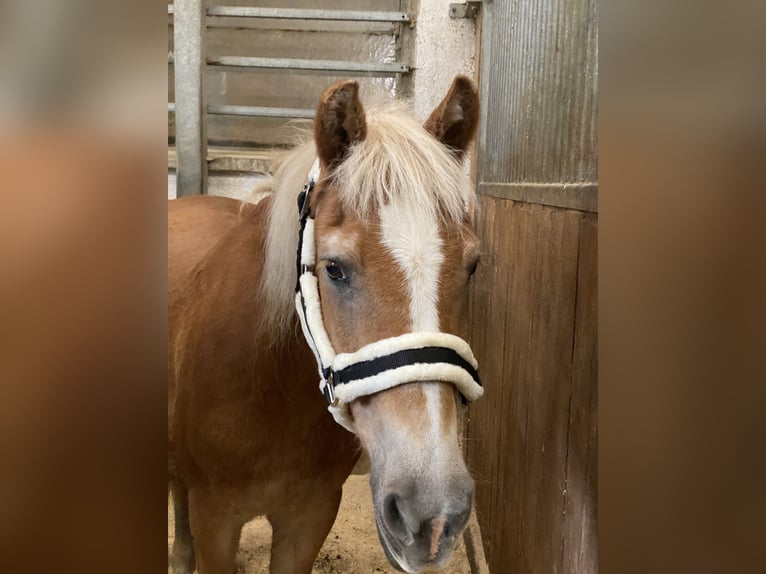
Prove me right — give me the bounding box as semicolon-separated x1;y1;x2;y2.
294;159;484;431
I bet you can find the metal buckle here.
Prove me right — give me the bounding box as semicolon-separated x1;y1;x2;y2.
298;181;313;220
325;371;339;407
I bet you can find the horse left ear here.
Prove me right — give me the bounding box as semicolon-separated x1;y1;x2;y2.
315;80;367;168
424;75;480;160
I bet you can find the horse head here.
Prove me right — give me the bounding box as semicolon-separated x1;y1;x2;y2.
305;76;481;573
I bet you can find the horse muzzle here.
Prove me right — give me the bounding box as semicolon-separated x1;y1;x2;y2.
373;472;474;573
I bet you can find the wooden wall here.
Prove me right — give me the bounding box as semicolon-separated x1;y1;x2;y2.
466;200;597;573
465;0;598;572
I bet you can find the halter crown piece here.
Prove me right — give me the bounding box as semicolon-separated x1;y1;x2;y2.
294;159;484;432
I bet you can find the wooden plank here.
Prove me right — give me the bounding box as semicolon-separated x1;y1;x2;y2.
466;196;513;568
560;214;598;573
479;182;598;213
464;509;491;574
467;198;588;573
509;203;581;572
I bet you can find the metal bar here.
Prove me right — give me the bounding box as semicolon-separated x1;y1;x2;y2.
206;7;410;22
478;182;598;213
207;56;409;74
207;105;315;119
169;53;409;74
168;103;314;119
173;0;207;196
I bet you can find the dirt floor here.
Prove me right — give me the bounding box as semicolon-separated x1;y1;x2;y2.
168;475;470;573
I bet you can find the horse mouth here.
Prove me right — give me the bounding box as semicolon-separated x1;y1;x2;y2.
374;511;456;574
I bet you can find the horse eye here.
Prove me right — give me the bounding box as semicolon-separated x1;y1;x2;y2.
467;259;479;277
325;261;346;282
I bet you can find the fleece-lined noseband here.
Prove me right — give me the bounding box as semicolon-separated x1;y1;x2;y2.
294;159;484;431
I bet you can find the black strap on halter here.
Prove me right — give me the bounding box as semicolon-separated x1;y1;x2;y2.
334;347;480;387
331;347;481;404
295;181;314;292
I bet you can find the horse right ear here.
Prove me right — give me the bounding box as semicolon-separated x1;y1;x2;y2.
424;75;479;160
314;80;367;168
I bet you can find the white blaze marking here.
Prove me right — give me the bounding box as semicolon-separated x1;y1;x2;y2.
379;205;443;332
379;204;444;451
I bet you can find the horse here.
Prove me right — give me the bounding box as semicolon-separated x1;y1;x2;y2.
168;75;482;574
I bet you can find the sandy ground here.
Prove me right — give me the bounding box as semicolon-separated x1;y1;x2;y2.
168;474;470;574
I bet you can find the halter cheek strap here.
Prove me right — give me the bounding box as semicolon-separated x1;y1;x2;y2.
294;159;484;432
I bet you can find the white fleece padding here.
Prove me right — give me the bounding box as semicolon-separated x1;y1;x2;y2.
295;291;325;379
333;363;484;404
332;332;478;371
300;218;316;265
297;273;336;368
328;404;356;433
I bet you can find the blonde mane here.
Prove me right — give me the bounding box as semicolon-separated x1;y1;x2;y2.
260;101;475;338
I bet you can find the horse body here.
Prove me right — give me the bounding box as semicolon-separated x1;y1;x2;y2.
169;193;359;573
169;76;482;574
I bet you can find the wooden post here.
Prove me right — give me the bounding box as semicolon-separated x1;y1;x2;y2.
464;509;491;574
173;0;207;196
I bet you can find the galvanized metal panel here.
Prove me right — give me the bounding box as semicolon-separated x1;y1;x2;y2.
173;0;207;196
207;0;401;10
206;7;410;22
205;27;398;61
478;0;598;191
168;55;407;74
206;56;408;74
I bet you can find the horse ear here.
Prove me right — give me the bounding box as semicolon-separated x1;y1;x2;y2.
424;75;480;160
315;80;367;168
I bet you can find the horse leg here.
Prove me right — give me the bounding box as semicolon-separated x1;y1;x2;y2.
267;488;343;574
169;476;195;574
188;487;243;574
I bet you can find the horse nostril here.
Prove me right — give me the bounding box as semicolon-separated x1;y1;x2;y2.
444;507;469;539
442;487;473;540
383;493;414;545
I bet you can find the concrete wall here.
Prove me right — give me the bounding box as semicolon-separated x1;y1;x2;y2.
167;172;267;201
411;0;477;121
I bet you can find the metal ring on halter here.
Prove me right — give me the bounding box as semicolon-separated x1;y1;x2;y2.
324;371;338;407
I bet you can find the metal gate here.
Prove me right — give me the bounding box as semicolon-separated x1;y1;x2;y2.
465;0;598;572
168;1;412;197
